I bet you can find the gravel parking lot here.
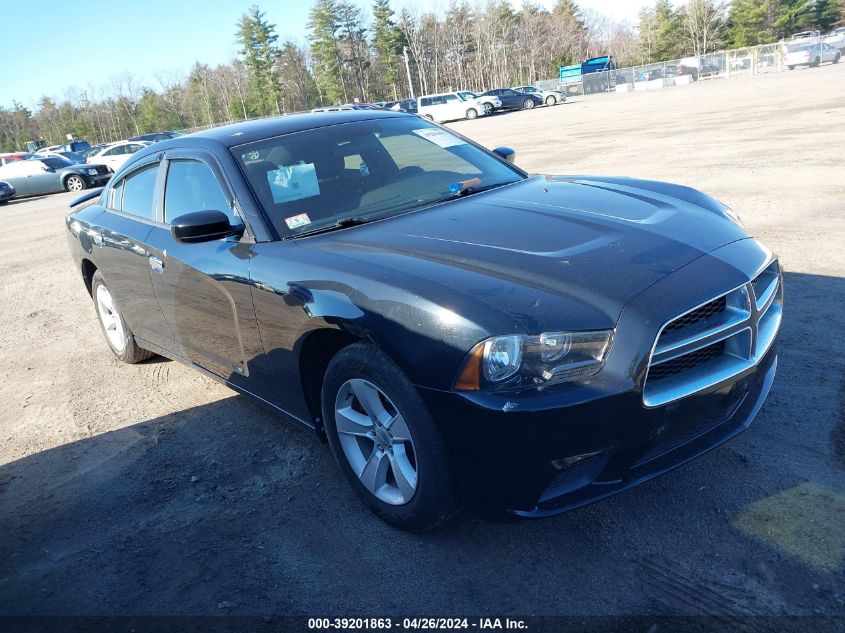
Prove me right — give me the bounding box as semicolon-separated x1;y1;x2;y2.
1;64;844;620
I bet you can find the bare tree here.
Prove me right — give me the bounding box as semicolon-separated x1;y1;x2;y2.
680;0;728;57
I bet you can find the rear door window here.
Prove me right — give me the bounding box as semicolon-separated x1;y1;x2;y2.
120;165;158;220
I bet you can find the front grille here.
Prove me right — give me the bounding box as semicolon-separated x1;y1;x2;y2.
647;341;725;382
643;260;782;407
663;296;726;333
96;165;110;174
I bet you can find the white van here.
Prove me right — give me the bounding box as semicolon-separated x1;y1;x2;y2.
417;92;487;123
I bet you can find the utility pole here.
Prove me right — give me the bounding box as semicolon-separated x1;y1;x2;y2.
403;46;415;98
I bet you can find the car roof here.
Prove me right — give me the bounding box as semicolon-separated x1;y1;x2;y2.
171;109;412;148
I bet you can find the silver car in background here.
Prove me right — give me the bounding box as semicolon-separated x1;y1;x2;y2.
511;85;566;105
784;42;841;69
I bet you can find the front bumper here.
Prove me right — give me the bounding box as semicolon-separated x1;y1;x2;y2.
88;172;112;186
417;238;781;515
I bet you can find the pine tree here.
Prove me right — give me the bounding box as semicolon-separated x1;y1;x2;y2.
309;0;346;104
639;0;683;62
371;0;405;100
807;0;841;31
236;5;283;116
727;0;779;46
337;1;370;102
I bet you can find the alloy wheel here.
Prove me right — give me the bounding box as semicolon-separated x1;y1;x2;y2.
334;378;418;505
67;176;84;192
96;284;126;352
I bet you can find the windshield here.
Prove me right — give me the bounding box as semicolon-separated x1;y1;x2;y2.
233;117;523;237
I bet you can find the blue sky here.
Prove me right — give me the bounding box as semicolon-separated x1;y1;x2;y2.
1;0;650;109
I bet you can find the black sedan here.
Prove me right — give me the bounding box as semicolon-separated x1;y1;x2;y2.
66;111;782;530
480;87;543;110
0;156;111;196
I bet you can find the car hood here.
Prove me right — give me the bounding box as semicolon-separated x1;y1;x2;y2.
297;175;749;333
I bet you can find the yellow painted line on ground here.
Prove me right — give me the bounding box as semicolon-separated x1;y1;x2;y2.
732;482;845;572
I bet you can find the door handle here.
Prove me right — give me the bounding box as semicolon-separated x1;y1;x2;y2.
149;255;164;274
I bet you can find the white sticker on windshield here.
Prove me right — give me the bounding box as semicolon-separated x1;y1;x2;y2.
285;213;312;229
267;162;320;204
412;128;466;148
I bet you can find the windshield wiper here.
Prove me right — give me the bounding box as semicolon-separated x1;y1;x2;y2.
288;216;371;239
439;181;513;202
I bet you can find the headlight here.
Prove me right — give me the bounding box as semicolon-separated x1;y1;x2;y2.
483;335;522;382
456;330;613;391
87;168;97;176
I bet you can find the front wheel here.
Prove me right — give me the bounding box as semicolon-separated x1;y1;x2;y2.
811;57;821;67
522;98;535;109
465;108;478;120
834;54;841;64
65;175;86;192
482;103;493;116
91;271;154;364
322;343;458;531
545;95;556;105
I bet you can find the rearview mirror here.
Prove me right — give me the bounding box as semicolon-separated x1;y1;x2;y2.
492;146;516;162
170;210;244;244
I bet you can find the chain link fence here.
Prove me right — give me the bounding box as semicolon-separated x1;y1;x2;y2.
537;35;842;97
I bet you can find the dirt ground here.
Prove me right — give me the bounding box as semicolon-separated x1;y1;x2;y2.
1;63;844;620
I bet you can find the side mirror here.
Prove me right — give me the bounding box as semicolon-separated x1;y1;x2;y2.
492;146;516;162
170;210;244;244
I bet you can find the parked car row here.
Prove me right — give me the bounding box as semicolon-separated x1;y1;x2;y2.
366;84;565;123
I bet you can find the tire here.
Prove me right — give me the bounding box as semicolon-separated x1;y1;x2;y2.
522;98;535;109
482;103;493;116
834;54;841;64
322;343;458;531
91;271;154;364
65;174;86;192
811;57;820;68
465;108;478;120
788;65;795;70
545;95;556;105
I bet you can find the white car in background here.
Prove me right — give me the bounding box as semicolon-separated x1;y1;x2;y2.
85;141;151;171
417;92;489;122
456;91;502;116
511;85;566;105
784;41;841;69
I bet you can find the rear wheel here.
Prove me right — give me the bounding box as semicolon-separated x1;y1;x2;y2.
522;98;535;109
91;271;154;364
811;57;821;67
545;95;556;105
65;175;86;192
465;108;478;120
834;53;841;64
322;343;458;531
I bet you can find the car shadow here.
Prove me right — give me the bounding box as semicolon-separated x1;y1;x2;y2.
2;196;48;206
0;271;842;616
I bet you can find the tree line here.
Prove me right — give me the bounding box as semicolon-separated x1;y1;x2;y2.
2;0;843;152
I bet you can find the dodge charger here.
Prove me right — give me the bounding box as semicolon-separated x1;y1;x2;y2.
65;110;782;530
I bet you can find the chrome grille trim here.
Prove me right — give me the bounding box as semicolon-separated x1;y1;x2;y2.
643;260;781;408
